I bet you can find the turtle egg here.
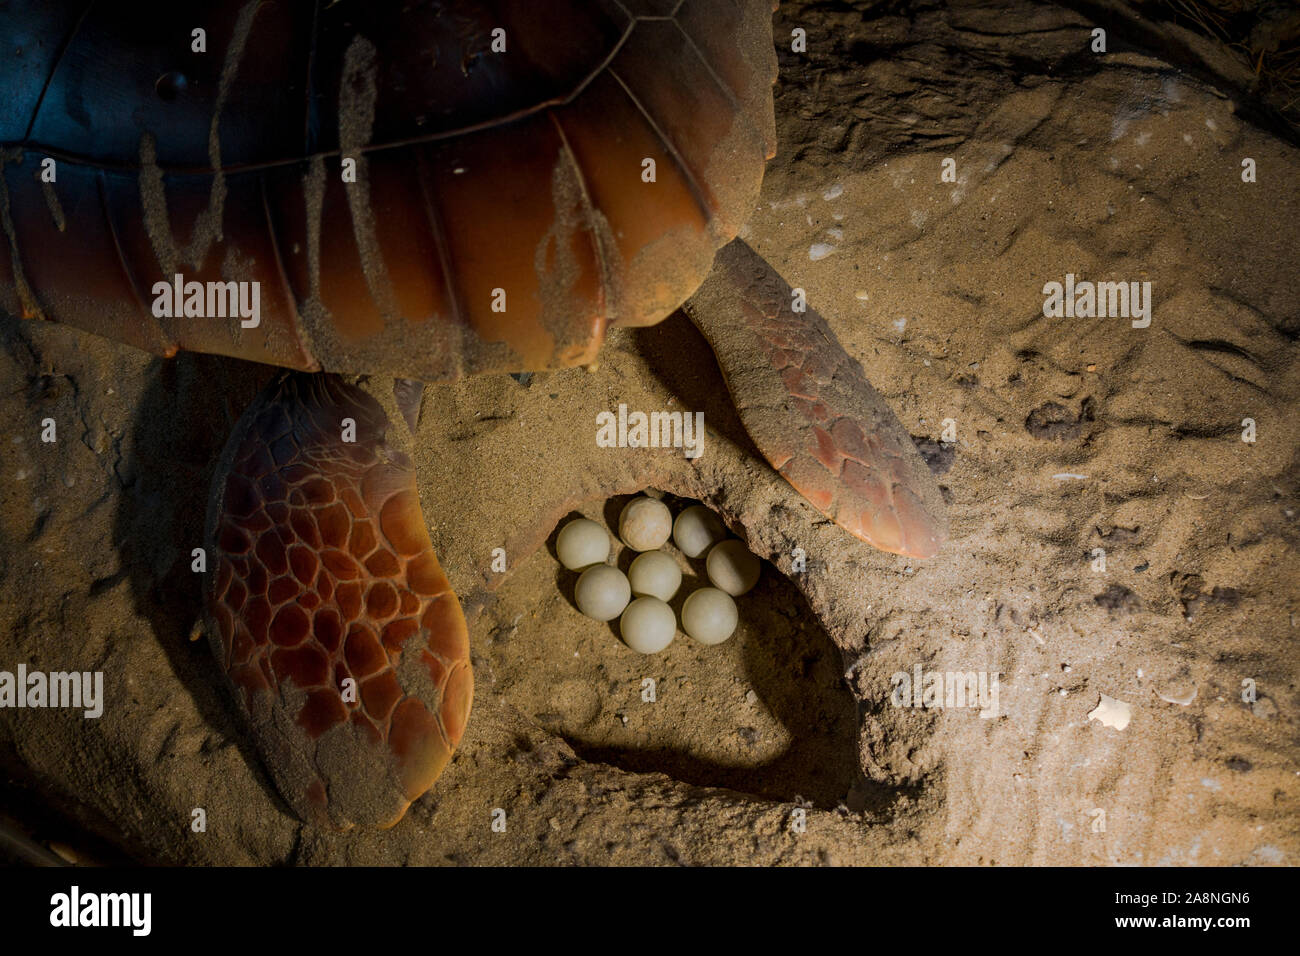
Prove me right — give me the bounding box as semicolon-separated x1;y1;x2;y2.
619;597;677;654
672;504;726;558
628;551;682;602
681;587;738;645
619;496;672;552
574;565;631;621
556;518;611;570
706;539;761;596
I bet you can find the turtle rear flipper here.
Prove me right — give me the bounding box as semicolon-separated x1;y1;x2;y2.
684;239;948;560
204;373;472;829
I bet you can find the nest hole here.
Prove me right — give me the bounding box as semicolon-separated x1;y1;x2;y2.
485;492;860;809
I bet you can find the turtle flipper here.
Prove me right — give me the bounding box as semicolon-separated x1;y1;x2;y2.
683;239;948;559
204;373;471;829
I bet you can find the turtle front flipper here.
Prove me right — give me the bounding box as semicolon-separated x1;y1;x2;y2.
204;373;471;830
683;239;948;559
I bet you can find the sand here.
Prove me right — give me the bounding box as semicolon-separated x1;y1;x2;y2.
1;0;1297;865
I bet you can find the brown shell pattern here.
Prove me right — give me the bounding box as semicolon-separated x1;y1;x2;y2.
0;0;778;381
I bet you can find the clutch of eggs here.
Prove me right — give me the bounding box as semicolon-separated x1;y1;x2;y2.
557;496;762;653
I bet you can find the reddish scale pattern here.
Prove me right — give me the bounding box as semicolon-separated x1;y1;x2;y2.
759;307;944;555
207;375;472;829
685;240;949;559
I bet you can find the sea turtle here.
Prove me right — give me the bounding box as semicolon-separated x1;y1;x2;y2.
0;0;947;829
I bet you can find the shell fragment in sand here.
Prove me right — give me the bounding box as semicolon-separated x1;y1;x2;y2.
1156;686;1198;706
1088;694;1132;730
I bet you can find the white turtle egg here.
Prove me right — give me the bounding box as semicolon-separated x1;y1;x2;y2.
627;551;682;602
618;496;672;552
672;504;726;558
681;587;738;645
706;539;761;596
619;597;677;654
556;518;611;571
574;565;631;621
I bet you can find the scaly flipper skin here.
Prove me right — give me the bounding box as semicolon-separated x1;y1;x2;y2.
684;239;948;559
204;374;471;829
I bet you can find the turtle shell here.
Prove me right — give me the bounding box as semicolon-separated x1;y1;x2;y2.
0;0;778;379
